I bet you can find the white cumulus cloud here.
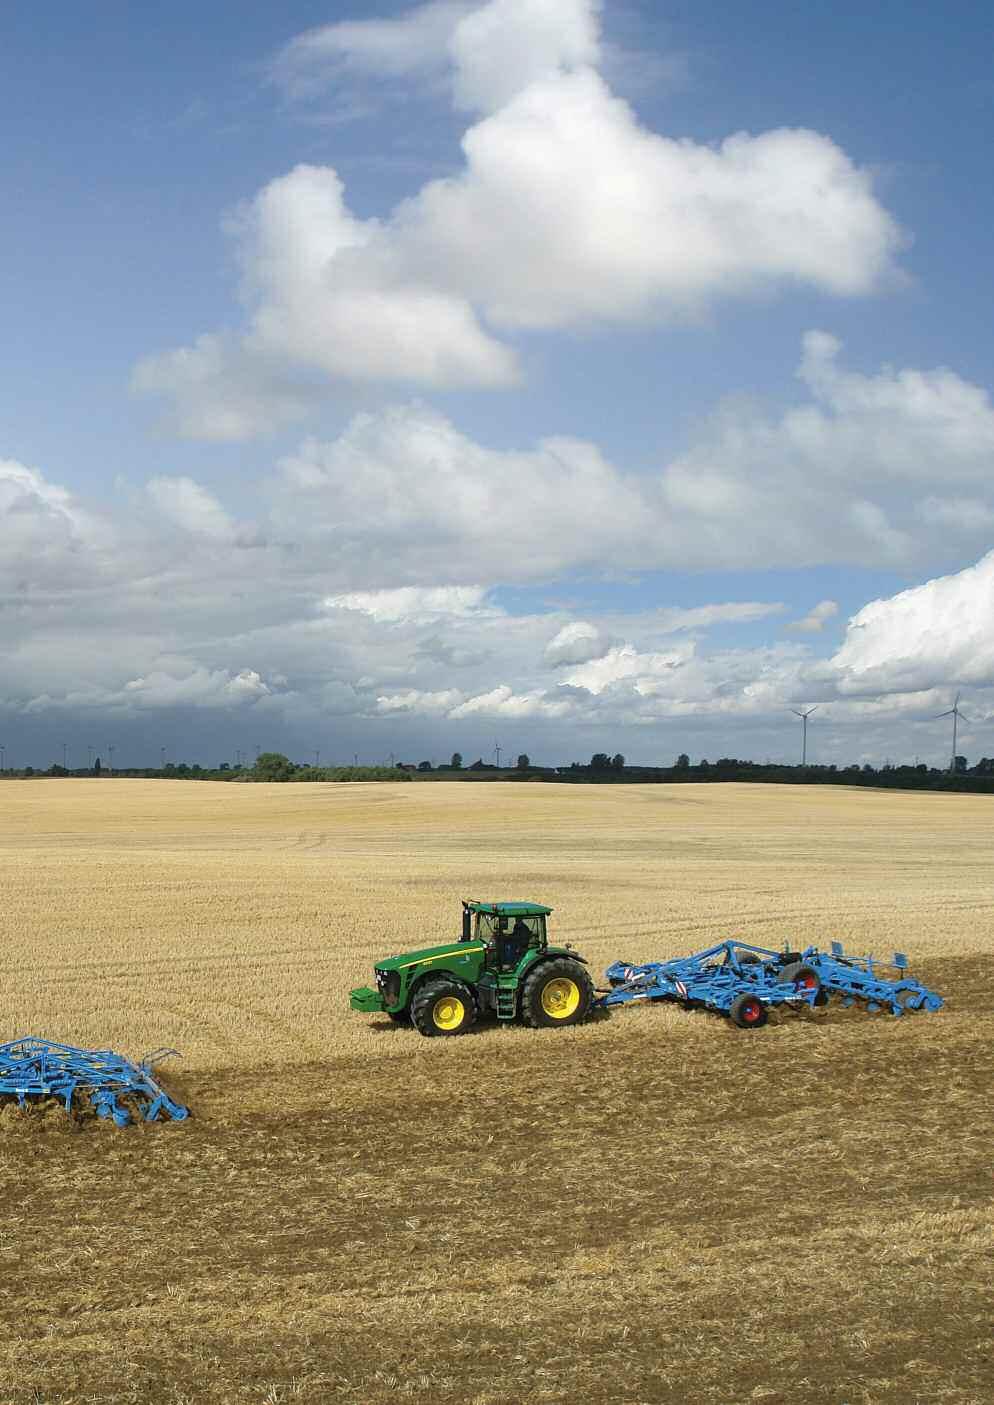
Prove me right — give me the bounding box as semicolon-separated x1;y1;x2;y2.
137;0;901;438
657;332;994;569
545;621;610;666
829;551;994;696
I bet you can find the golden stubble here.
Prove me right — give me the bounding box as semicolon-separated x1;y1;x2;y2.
0;778;991;1068
0;780;991;1404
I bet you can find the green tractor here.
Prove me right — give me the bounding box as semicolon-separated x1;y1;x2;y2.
349;899;594;1037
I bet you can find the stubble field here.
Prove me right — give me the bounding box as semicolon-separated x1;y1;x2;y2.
0;779;991;1404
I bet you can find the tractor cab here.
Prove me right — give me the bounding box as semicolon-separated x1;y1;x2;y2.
462;899;550;971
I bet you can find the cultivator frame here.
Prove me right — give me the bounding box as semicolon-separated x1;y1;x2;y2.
598;939;942;1027
0;1037;189;1126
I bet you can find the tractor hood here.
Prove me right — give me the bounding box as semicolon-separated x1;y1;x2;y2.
375;941;485;973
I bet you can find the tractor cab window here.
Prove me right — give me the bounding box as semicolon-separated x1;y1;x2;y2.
476;912;543;969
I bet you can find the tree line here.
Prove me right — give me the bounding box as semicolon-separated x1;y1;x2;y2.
4;749;994;794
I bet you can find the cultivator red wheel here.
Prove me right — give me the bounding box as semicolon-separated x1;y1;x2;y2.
729;993;768;1029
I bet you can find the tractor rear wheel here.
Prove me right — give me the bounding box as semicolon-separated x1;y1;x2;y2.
728;993;768;1029
521;958;594;1029
411;978;477;1037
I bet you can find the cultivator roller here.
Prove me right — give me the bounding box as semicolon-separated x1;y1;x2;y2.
0;1037;189;1126
597;939;942;1028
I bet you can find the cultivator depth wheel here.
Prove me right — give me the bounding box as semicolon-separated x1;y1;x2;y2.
728;993;768;1029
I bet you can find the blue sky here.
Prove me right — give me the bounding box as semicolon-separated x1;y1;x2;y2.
3;0;994;770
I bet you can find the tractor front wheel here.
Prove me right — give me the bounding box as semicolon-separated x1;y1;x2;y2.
728;993;769;1029
521;959;594;1029
411;978;477;1037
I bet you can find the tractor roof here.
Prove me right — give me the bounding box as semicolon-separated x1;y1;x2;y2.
463;899;552;917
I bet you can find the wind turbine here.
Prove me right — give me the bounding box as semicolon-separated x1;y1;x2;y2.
936;692;968;772
790;706;818;766
494;741;502;769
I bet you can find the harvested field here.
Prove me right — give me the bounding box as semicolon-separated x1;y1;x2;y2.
0;779;991;1403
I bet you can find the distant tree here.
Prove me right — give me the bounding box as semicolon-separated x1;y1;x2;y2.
675;753;690;771
417;760;432;771
93;757;101;776
254;751;294;780
611;753;625;772
590;752;611;770
698;758;710;772
516;754;530;770
954;755;967;774
218;762;230;772
973;757;994;776
450;752;463;770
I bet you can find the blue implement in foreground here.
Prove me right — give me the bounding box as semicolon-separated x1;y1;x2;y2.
0;1037;189;1126
597;940;943;1025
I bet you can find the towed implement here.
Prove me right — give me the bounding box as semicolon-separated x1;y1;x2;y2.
0;1037;189;1126
599;939;943;1027
350;899;593;1036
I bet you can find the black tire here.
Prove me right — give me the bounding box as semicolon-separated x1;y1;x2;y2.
777;961;822;997
895;986;922;1011
520;958;594;1029
410;977;478;1038
728;993;769;1029
386;1008;410;1025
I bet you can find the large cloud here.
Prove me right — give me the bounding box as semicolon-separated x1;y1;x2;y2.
829;551;994;697
266;328;994;579
0;457;110;579
656;331;994;569
6;419;994;764
271;403;650;582
136;0;901;438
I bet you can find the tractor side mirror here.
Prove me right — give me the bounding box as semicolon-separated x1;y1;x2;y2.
461;908;471;942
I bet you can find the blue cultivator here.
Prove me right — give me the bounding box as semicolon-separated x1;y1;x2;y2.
0;1038;189;1126
597;939;942;1029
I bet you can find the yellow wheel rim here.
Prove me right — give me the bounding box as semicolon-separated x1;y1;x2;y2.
433;995;465;1031
541;977;580;1019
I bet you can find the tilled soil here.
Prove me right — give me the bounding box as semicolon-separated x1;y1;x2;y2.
1;954;991;1404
